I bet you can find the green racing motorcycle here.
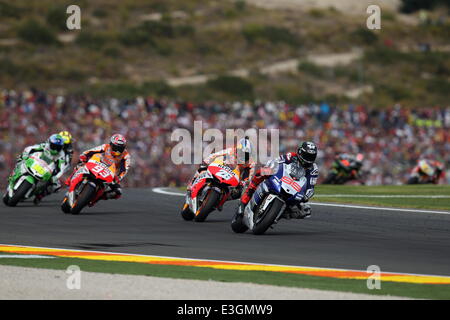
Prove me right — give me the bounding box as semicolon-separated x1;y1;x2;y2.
3;152;58;207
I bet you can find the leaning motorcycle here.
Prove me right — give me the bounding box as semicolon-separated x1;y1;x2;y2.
181;157;241;222
231;160;310;235
3;153;56;207
61;153;117;215
323;160;365;185
407;161;436;184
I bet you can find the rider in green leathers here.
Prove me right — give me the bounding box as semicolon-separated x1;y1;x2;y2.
15;134;67;204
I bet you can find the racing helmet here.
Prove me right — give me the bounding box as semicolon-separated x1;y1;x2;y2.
297;141;317;168
355;153;364;169
47;134;64;155
419;159;435;176
110;134;127;157
236;136;253;164
58;131;73;152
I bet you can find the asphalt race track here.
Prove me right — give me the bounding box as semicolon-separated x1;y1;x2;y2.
1;188;449;276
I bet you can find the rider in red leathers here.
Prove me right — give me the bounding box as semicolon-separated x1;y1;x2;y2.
66;134;130;205
189;137;256;200
407;159;445;184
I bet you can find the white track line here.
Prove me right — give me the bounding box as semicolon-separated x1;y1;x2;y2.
309;202;450;215
2;243;450;279
0;254;54;259
152;187;450;215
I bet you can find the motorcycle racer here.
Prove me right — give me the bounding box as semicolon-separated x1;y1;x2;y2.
407;159;445;184
59;131;74;166
323;153;364;185
33;131;75;203
14;134;66;204
189;136;256;200
234;141;319;221
67;134;130;204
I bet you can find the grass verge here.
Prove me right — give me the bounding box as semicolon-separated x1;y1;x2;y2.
0;255;449;299
313;185;450;211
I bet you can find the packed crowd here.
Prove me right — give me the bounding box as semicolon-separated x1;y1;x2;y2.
1;88;449;188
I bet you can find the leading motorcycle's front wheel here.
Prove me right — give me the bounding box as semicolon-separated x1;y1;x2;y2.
70;183;96;215
194;188;221;222
252;196;284;235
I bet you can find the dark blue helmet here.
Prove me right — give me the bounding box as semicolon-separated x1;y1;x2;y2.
47;134;64;155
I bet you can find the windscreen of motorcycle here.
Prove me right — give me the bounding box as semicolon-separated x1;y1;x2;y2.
280;163;307;196
26;155;54;180
260;159;280;176
86;154;116;183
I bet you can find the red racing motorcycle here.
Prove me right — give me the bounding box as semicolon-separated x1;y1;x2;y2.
61;153;117;215
181;157;240;222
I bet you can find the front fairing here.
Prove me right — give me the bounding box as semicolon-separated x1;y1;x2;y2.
25;153;55;181
264;163;307;206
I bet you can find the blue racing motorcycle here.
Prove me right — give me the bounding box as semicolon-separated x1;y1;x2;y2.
231;160;311;235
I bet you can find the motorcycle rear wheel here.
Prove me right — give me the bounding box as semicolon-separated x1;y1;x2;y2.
323;172;337;184
407;177;419;184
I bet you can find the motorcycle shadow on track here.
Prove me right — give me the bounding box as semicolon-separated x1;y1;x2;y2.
1;201;60;208
82;210;133;216
256;229;331;237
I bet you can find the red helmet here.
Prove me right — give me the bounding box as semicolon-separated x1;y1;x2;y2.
110;134;127;156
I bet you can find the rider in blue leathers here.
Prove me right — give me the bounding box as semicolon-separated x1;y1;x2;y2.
234;141;319;221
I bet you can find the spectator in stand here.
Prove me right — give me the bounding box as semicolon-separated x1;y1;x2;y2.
0;88;448;188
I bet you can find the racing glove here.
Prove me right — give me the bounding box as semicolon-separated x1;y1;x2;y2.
79;154;88;163
285;203;311;219
110;183;122;199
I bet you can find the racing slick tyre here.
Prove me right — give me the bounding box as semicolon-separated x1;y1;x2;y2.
70;184;96;215
322;172;337;184
252;197;284;235
407;177;419;184
231;213;249;233
181;203;195;221
2;192;9;206
194;189;220;222
61;196;71;214
7;180;32;207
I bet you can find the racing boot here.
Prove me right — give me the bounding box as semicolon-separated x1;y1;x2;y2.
33;193;45;205
233;201;246;219
298;203;311;219
88;189;106;207
230;185;243;200
231;201;249;233
33;184;51;205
